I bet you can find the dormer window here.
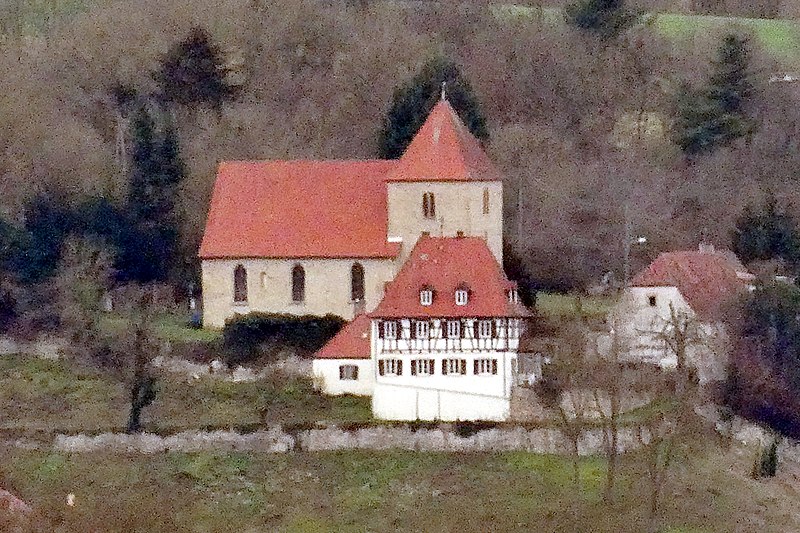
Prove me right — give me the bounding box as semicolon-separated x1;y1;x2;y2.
455;287;469;306
420;287;433;306
508;289;518;303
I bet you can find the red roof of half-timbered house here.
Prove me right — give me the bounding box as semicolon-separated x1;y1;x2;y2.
370;235;528;319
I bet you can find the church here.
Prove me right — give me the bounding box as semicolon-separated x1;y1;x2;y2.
200;95;504;328
200;95;528;421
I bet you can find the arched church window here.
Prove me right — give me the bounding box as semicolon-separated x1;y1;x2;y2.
292;264;305;303
422;192;436;219
351;263;365;302
233;265;248;303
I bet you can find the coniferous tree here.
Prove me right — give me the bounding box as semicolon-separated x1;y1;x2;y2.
378;57;489;159
565;0;639;41
122;105;186;282
732;195;800;267
673;33;754;157
156;26;238;110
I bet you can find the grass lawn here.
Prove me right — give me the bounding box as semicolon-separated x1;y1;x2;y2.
0;354;371;437
535;292;616;319
98;313;221;344
492;4;800;68
0;443;795;532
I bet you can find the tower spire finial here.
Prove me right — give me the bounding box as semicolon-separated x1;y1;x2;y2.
440;81;446;101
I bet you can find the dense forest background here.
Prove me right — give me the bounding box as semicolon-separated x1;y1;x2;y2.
2;0;800;291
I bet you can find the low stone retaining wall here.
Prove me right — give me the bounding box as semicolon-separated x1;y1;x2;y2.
53;424;652;456
54;428;293;454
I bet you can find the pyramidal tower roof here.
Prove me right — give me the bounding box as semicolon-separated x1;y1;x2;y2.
386;98;502;182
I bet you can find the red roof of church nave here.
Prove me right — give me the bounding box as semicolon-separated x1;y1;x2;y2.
371;235;528;319
199;99;500;260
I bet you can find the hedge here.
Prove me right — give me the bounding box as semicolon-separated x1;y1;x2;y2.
222;312;346;366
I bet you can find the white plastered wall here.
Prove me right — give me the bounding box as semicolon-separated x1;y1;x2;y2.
312;359;375;396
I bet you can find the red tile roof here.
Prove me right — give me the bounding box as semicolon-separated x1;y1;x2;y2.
385;99;502;183
632;250;749;320
315;313;372;359
199;160;401;259
371;235;529;318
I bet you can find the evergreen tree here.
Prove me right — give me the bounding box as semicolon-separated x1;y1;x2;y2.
18;194;75;284
156;26;238;110
378;57;489;159
673;33;754;157
564;0;639;41
123;105;186;282
732;195;800;267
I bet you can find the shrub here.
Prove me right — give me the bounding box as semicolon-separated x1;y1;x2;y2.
454;420;498;438
753;438;779;478
222;312;345;367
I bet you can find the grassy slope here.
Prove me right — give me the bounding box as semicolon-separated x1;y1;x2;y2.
493;4;800;68
1;444;797;532
0;355;371;436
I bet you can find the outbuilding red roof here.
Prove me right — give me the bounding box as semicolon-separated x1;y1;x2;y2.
315;313;372;359
386;99;502;183
632;250;749;320
199;160;400;259
371;235;529;318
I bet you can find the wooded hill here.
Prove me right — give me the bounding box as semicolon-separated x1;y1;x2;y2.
2;0;800;289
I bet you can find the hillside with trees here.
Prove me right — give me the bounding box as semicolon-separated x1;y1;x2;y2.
0;0;799;294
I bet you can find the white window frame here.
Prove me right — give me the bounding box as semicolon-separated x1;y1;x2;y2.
420;289;433;306
507;319;519;338
455;289;469;306
383;321;397;339
381;358;401;376
339;364;359;380
478;320;492;339
446;320;461;339
415;320;429;339
474;358;497;375
508;289;518;303
444;358;465;375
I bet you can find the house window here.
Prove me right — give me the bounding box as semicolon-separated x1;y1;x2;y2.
446;320;461;338
442;358;466;375
381;321;398;339
292;265;305;302
233;265;247;303
260;272;268;289
508;289;518;303
483;187;490;214
422;192;436;219
474;358;498;375
411;359;435;376
378;358;402;376
455;289;469;306
339;365;359;380
351;263;365;302
478;320;493;339
648;295;657;307
507;319;520;338
415;320;429;339
420;288;433;306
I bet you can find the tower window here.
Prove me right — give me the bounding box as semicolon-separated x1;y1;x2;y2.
422;192;436;219
233;264;248;303
351;263;365;302
483;187;490;214
292;264;305;302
